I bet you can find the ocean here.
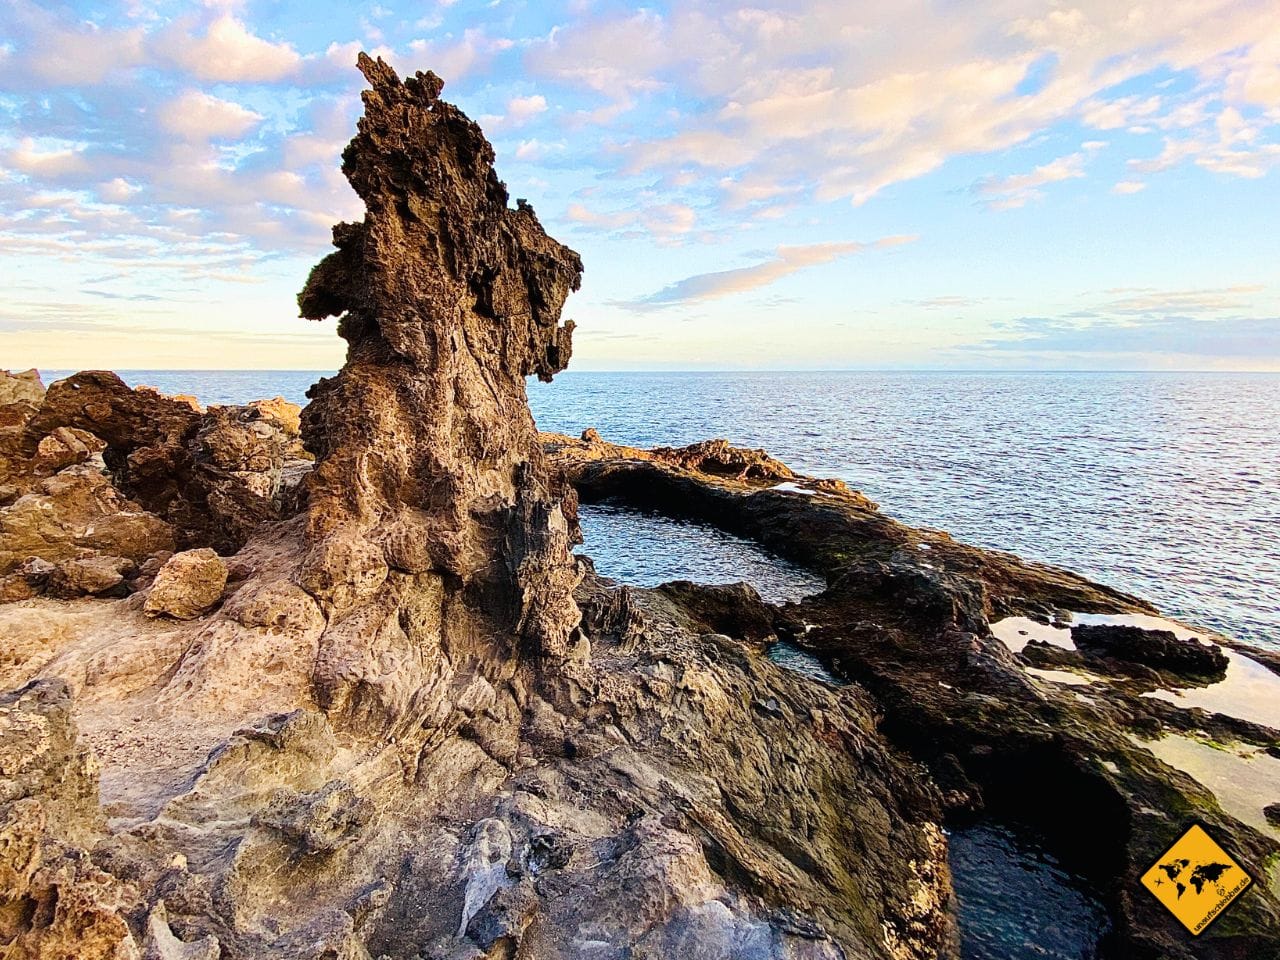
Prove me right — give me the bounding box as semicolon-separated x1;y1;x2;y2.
47;369;1280;652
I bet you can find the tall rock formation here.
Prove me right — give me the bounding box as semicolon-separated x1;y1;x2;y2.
297;54;583;663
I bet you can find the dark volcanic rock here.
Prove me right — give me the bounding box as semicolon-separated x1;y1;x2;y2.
656;579;787;642
30;372;299;554
548;431;1280;960
296;53;582;659
1071;623;1229;678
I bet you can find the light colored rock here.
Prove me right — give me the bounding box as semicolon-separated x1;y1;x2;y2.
145;549;228;619
33;426;106;475
249;396;303;437
0;368;45;405
142;902;220;960
0;463;175;577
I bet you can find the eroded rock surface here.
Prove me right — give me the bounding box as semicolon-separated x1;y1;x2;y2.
552;432;1280;960
297;53;582;663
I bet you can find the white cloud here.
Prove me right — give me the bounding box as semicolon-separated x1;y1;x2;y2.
1112;180;1147;194
2;138;89;178
507;94;548;125
158;90;263;141
99;178;142;202
623;236;916;309
527;0;1280;207
155;14;301;82
406;29;501;83
564;201;696;242
975;151;1091;209
22;17;147;84
566;203;635;230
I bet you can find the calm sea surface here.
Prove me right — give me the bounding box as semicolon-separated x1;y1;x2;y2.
50;369;1280;652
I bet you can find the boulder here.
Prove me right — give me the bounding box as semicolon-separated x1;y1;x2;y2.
1071;623;1229;678
656;580;784;642
0;464;175;578
32;426;106;475
29;373;300;552
47;555;135;598
144;548;228;619
0;368;45;406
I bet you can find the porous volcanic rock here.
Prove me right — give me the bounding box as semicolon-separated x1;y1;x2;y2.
30;372;302;553
296;53;583;658
144;548;229;620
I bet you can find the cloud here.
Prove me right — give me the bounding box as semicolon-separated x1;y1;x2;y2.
99;178;142;203
563;201;697;243
621;236;916;310
11;6;147;85
912;296;987;309
565;203;635;230
2;138;89;178
963;284;1278;358
1096;284;1265;315
967;313;1280;359
975;143;1105;209
1112;180;1147;194
506;94;547;125
526;1;1280;208
154;14;301;83
406;29;504;83
158;91;263;141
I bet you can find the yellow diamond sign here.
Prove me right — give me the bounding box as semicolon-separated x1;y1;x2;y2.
1140;823;1253;936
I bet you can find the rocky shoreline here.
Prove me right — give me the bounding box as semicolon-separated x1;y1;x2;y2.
2;55;1279;960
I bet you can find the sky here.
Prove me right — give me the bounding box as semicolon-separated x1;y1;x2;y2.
2;1;1279;371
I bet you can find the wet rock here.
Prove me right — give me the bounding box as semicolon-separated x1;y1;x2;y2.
656;580;785;642
1018;639;1086;670
144;548;228;619
1071;623;1229;679
551;431;1280;958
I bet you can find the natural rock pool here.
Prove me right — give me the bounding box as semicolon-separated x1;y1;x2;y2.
578;512;1136;957
950;821;1112;959
766;639;845;685
990;612;1280;729
576;501;826;604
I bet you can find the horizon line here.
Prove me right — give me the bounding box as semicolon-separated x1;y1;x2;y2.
31;367;1280;376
